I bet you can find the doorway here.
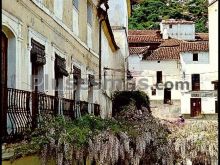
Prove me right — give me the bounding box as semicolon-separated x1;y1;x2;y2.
190;98;201;117
164;88;171;104
1;31;8;137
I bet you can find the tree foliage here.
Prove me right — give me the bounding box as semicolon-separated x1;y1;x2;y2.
129;0;208;32
112;90;150;116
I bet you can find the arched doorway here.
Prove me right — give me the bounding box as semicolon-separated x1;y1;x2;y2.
1;31;8;138
2;25;17;89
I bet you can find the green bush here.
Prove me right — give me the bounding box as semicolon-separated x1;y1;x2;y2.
112;90;150;116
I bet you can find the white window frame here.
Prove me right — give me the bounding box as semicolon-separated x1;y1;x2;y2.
54;0;63;20
72;4;79;36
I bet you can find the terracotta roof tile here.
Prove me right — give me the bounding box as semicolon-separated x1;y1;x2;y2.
146;47;180;60
128;35;163;43
195;33;209;41
180;42;209;52
159;38;183;47
128;30;160;36
129;46;150;55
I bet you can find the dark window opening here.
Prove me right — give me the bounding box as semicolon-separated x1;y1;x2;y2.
31;39;45;92
157;61;160;63
94;104;100;116
164;88;171;104
73;0;79;9
215;101;218;113
156;71;162;84
87;2;92;25
193;53;198;61
73;66;81;102
152;88;156;95
169;24;172;28
31;39;46;65
192;74;200;91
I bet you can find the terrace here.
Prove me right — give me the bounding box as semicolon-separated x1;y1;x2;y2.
2;88;100;143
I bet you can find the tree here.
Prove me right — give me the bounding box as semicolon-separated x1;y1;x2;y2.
129;0;208;32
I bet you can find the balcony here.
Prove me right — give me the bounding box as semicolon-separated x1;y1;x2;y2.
2;88;100;143
183;90;218;97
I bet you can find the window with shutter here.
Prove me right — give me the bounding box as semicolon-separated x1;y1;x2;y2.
55;54;69;77
31;39;46;65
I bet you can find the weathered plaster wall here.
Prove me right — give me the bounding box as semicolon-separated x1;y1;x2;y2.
208;0;218;75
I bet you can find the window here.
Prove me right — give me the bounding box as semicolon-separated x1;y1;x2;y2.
151;88;156;95
191;74;200;91
31;39;46;92
169;24;172;28
157;61;160;63
54;0;63;20
87;2;93;25
73;66;81;101
72;0;79;36
73;0;79;10
156;71;162;84
193;53;198;61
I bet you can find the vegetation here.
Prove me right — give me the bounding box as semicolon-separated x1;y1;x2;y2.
112;90;150;116
4;91;217;164
9;102;173;164
169;120;218;164
129;0;208;32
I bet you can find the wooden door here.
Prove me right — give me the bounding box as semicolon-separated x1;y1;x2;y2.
190;98;201;117
1;31;8;136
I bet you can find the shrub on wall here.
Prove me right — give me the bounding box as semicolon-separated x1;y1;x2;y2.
112;90;150;116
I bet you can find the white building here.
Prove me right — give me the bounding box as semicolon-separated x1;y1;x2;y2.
160;19;195;41
128;19;217;118
208;0;218;82
179;42;217;118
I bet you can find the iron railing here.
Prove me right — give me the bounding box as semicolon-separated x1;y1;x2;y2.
3;88;100;143
6;88;32;141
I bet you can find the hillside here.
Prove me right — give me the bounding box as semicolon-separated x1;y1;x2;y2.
129;0;208;32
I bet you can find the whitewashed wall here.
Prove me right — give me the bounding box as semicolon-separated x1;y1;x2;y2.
180;51;214;91
208;1;218;77
181;94;216;114
108;0;128;31
108;0;130;89
160;23;195;40
180;50;217;115
128;55;181;100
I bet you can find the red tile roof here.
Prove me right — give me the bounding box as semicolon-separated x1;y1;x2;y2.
129;46;150;55
146;47;180;60
128;35;163;43
159;38;183;47
179;42;209;52
128;30;160;36
195;33;209;41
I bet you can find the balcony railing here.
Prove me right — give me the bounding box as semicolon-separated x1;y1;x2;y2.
3;88;100;143
183;90;218;97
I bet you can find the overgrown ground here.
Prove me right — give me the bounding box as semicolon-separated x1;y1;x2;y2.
3;91;218;165
4;107;218;164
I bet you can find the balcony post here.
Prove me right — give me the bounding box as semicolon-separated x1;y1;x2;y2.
31;91;38;130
